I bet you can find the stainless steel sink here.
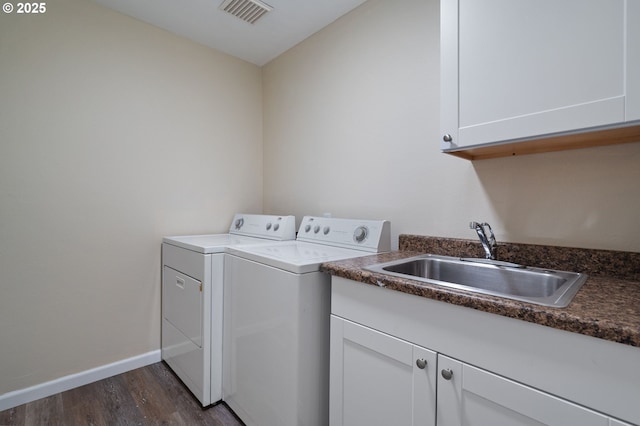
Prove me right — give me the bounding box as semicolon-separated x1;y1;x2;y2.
365;255;587;307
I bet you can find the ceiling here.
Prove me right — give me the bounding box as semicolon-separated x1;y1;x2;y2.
92;0;369;66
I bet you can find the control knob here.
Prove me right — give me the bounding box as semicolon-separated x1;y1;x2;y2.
353;226;368;243
235;217;244;230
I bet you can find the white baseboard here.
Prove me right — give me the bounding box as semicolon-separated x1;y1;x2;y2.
0;350;161;412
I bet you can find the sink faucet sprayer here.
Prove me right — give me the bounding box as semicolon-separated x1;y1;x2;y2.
470;221;497;260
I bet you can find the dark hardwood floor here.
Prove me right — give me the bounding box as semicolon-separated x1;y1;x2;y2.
0;362;244;426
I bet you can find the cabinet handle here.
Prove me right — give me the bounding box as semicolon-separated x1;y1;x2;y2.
441;369;453;380
416;358;427;369
443;134;453;143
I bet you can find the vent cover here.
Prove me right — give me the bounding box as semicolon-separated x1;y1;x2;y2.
220;0;272;24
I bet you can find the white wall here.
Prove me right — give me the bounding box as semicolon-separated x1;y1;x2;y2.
263;0;640;252
0;0;262;395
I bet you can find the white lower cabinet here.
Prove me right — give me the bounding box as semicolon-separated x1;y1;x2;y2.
329;316;437;426
437;354;610;426
329;316;635;426
611;421;634;426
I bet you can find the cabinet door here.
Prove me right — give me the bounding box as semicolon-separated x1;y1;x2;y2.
609;420;634;426
329;316;436;426
436;355;609;426
441;0;630;150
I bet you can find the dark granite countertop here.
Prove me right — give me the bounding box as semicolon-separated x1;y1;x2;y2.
321;235;640;347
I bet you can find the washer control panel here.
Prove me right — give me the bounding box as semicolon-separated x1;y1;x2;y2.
296;216;391;252
229;214;296;241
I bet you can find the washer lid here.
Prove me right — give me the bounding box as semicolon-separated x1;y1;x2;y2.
227;241;374;274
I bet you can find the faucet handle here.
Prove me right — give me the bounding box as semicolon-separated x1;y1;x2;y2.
482;222;496;247
469;221;498;260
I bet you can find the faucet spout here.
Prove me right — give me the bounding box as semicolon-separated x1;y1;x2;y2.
469;221;497;260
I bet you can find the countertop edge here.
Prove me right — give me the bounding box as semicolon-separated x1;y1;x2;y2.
321;250;640;347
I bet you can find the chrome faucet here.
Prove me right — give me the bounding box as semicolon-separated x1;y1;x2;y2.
469;221;497;260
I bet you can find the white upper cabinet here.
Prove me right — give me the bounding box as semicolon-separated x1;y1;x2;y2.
440;0;640;156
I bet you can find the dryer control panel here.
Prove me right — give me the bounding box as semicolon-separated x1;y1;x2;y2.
229;214;296;241
296;216;391;253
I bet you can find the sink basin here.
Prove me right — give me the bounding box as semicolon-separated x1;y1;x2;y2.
365;255;587;307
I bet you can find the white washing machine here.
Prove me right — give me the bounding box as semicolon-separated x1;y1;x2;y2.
161;214;296;406
223;216;391;426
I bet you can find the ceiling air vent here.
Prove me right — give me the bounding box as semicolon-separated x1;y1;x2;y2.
220;0;273;24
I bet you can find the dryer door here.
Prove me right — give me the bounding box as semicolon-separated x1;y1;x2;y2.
162;266;202;347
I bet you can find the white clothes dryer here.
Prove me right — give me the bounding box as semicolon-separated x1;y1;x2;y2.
161;214;295;406
223;216;390;425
